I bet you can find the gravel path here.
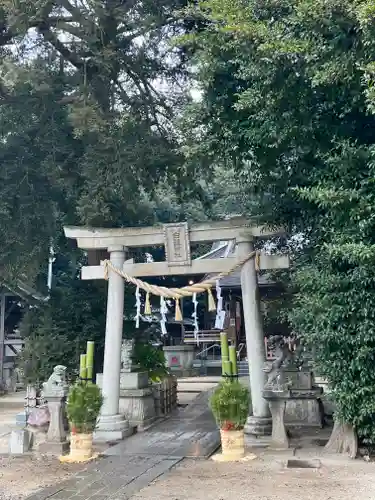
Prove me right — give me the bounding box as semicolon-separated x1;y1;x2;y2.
1;449;375;500
0;455;85;500
130;452;375;500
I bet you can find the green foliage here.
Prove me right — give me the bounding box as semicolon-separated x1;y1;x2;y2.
18;256;109;385
133;342;169;383
0;2;206;374
209;380;250;430
290;258;375;442
66;382;103;434
18;330;74;387
0;60;82;283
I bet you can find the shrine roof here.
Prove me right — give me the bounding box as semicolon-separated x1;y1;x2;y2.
1;281;47;304
198;241;274;289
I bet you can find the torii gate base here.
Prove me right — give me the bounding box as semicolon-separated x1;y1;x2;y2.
65;219;289;440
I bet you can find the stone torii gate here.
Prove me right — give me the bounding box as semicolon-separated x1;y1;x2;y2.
64;218;289;441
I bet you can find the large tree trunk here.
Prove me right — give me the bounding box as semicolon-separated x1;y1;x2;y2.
325;420;358;458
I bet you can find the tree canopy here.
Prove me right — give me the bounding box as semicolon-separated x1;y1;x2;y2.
0;0;196;284
182;0;375;443
1;0;189;116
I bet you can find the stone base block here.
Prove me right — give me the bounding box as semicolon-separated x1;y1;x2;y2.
285;399;323;427
119;388;156;430
96;371;149;391
38;440;70;455
3;366;17;393
120;371;148;390
93;427;134;442
168;368;196;378
282;370;313;390
27;426;48;451
93;414;134;443
15;411;28;427
9;429;32;454
244;416;272;436
244;434;273;448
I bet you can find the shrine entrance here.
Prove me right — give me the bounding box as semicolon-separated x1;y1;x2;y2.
64;217;289;441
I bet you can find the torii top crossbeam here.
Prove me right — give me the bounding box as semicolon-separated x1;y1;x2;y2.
64;218;288;279
64;217;284;250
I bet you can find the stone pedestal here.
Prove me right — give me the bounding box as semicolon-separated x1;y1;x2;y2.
282;369;313;389
263;387;324;450
269;400;289;449
38;396;69;455
96;371;155;431
277;369;323;427
3;364;17;393
163;345;195;376
120;371;148;390
119;387;155;430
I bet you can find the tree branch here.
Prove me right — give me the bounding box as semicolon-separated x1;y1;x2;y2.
53;21;84;40
0;30;14;47
37;22;85;70
55;0;98;36
48;16;75;23
0;12;73;47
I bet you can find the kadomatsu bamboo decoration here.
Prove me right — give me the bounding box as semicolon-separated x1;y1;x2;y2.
220;332;229;376
60;381;103;463
210;380;251;461
86;341;95;381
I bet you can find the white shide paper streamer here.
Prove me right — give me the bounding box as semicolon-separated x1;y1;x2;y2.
192;293;199;343
214;279;226;330
160;296;168;336
135;285;141;328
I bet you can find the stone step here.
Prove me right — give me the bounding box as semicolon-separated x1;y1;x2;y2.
176;376;219;406
0;392;26;409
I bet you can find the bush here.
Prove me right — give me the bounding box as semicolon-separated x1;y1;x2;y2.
291;259;375;443
66;382;103;434
18;330;76;387
18;260;109;386
133;342;169;382
209;380;250;431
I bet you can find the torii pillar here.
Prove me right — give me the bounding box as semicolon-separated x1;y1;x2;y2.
237;235;271;435
94;246;132;441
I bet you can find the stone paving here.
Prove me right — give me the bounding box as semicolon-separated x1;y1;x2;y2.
26;456;182;500
105;390;219;458
25;389;219;500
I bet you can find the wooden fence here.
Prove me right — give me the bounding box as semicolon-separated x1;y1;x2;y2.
152;376;178;417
